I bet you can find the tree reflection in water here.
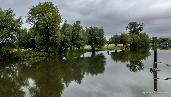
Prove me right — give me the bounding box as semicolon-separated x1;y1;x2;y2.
0;53;105;97
111;48;150;72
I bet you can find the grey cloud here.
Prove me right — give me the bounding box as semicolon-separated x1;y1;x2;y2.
0;0;171;37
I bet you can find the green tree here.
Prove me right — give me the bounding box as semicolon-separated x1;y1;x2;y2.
109;35;120;47
27;2;62;54
129;32;150;48
71;21;85;49
16;28;36;49
0;8;22;61
0;8;21;48
125;22;150;49
120;33;132;47
158;37;171;44
86;26;106;52
129;34;140;49
126;22;143;34
139;32;150;47
59;20;73;54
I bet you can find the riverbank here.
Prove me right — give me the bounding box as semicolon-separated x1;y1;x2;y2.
0;44;128;62
84;44;127;51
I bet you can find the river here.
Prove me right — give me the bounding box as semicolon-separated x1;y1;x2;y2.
0;48;171;97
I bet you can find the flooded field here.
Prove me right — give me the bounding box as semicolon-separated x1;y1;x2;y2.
0;48;171;97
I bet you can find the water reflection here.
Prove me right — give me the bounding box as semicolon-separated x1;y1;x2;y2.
1;48;171;97
0;53;105;97
111;48;151;72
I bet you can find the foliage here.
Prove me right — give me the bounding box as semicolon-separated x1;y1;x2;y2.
120;33;132;47
27;2;62;55
86;26;106;52
109;22;150;49
0;4;153;60
0;8;21;48
0;47;21;61
16;28;36;49
59;20;73;54
138;32;150;47
126;22;143;34
126;22;150;49
129;34;140;49
158;37;171;44
71;21;86;49
0;8;22;61
109;35;120;46
109;32;150;49
129;32;150;48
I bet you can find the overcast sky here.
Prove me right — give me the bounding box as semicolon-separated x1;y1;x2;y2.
0;0;171;38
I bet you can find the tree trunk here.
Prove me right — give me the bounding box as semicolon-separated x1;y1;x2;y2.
115;43;117;47
91;45;95;52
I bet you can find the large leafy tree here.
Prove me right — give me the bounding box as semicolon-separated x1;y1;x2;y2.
71;21;86;49
86;26;106;52
27;2;62;54
126;22;143;34
125;22;150;49
0;8;21;48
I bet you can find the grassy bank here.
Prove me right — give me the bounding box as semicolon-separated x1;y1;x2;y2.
84;44;127;51
0;48;47;62
0;44;127;62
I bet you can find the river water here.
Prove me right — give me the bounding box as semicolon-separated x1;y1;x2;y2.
0;48;171;97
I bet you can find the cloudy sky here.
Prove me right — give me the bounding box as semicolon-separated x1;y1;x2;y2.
0;0;171;38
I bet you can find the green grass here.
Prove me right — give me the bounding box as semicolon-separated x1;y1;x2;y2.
83;44;127;51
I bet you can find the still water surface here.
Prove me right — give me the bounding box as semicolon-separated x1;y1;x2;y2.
0;48;171;97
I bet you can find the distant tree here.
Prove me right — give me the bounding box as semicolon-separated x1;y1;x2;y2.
59;20;73;54
109;35;120;47
0;8;21;48
158;38;171;44
139;32;150;47
120;33;132;47
129;32;150;49
71;21;86;49
126;22;143;34
86;26;106;52
125;22;150;49
27;2;62;54
129;34;140;49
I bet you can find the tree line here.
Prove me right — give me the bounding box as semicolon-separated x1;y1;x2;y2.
109;22;150;49
0;2;151;61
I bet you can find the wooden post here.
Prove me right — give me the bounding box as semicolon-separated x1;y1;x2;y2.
153;47;158;92
153;37;158;92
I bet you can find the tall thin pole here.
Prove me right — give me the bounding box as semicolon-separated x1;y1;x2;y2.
153;37;158;92
153;47;157;91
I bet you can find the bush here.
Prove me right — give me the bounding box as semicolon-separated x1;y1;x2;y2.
0;48;21;61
